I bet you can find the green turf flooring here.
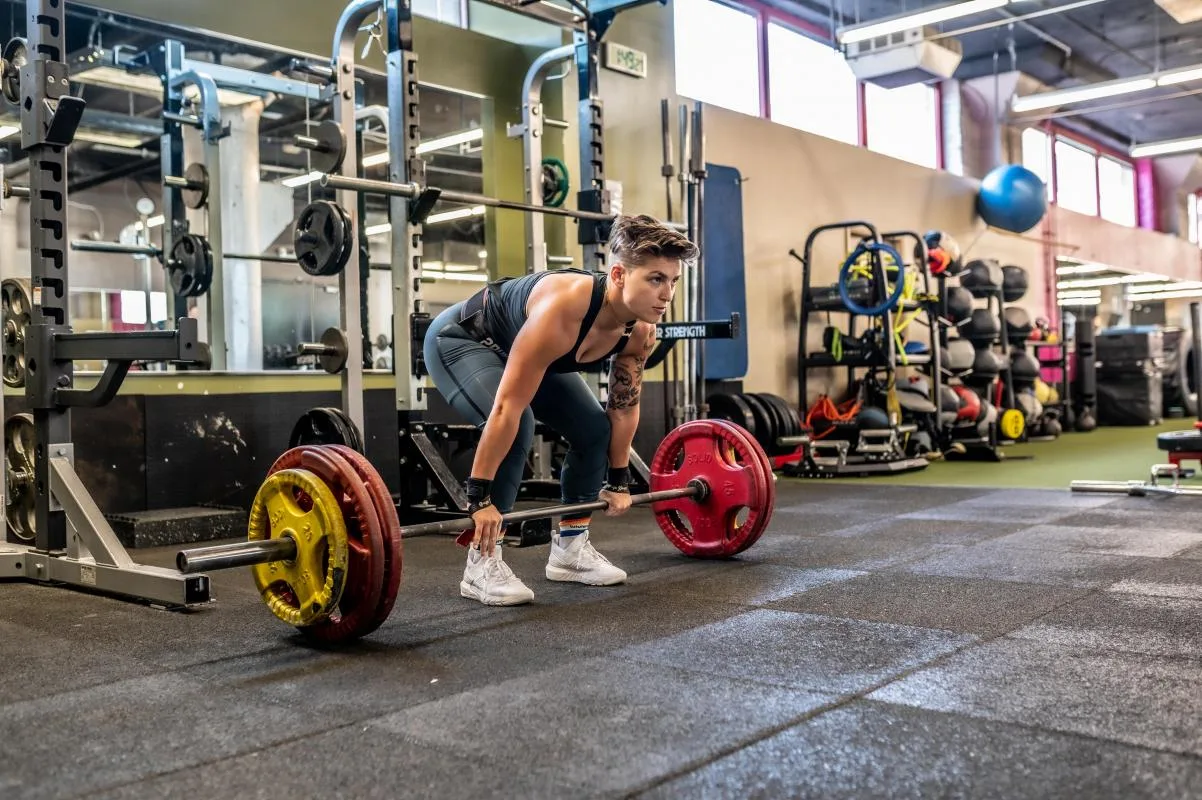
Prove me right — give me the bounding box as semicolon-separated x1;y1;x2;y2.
798;420;1202;490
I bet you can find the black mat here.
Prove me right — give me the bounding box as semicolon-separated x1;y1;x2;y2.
7;479;1202;799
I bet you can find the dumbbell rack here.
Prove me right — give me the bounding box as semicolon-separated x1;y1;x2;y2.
0;0;212;609
787;221;937;477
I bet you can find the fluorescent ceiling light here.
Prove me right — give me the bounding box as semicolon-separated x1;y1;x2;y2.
1127;280;1202;294
837;0;1009;45
1011;60;1202;114
1157;65;1202;86
282;171;323;188
0;125;17;140
1130;135;1202;158
361;128;484;168
422;269;488;283
364;205;487;236
1012;76;1158;113
1127;288;1202;301
1056;273;1170;289
1055;262;1111;275
133;214;165;232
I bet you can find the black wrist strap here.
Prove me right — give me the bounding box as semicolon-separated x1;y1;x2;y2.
466;477;493;513
603;466;630;493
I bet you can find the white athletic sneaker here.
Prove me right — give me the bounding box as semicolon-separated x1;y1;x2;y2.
545;531;627;586
460;547;535;606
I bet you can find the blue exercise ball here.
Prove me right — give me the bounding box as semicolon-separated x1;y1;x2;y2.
977;164;1047;233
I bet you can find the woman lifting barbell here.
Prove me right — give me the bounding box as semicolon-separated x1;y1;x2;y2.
422;214;699;606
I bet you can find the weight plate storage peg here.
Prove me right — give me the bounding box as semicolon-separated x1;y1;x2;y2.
267;446;386;644
649;418;774;558
294;200;353;277
1;278;32;388
168;234;214;298
246;467;350;627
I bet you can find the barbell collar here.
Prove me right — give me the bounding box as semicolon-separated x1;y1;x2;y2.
177;535;298;574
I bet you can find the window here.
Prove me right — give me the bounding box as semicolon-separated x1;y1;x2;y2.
1098;156;1136;227
863;82;940;168
1021;127;1054;202
1055;137;1098;216
415;0;464;26
766;23;858;145
1189;192;1200;245
674;0;761;117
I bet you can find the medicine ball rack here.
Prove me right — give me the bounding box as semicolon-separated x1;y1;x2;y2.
782;221;940;477
0;0;212;607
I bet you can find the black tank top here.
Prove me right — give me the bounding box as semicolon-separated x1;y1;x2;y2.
483;269;635;373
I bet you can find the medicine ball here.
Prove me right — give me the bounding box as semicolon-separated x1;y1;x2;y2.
971;348;1003;381
1011;349;1040;387
976;400;998;438
899;374;930;397
939;384;961;413
1004;306;1033;345
964;308;1001;344
858;405;890;430
945;337;976;373
952;384;981;422
960;259;1003;298
944;286;974;324
977;164;1048;234
1001;265;1029;303
1033;377;1053;405
922;230;963;276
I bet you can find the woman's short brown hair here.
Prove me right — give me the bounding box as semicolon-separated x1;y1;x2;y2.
608;214;698;267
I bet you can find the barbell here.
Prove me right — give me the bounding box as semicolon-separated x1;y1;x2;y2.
175;418;775;644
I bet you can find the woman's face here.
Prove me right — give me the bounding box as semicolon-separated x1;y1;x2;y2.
616;257;682;323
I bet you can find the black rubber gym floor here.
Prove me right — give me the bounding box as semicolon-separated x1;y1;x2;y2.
5;479;1202;799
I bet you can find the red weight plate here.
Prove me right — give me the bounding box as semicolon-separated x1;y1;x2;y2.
324;444;403;636
267;446;385;644
649;419;772;558
705;418;775;554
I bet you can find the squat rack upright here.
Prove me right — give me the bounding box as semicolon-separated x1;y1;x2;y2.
0;0;211;608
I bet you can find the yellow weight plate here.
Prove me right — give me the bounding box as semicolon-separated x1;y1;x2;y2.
1000;408;1026;440
247;467;349;626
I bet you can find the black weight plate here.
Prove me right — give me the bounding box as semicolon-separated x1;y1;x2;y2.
757;393;800;439
2;38;27;105
706;392;758;441
739;393;777;454
752;393;790;452
324;407;366;454
289;408;356;450
333;202;357;277
294;201;351;277
168;234;213;298
304;119;347;175
182;162;210;209
1158;430;1202;453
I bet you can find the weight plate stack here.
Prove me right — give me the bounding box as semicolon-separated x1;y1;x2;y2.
706;392;758;443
